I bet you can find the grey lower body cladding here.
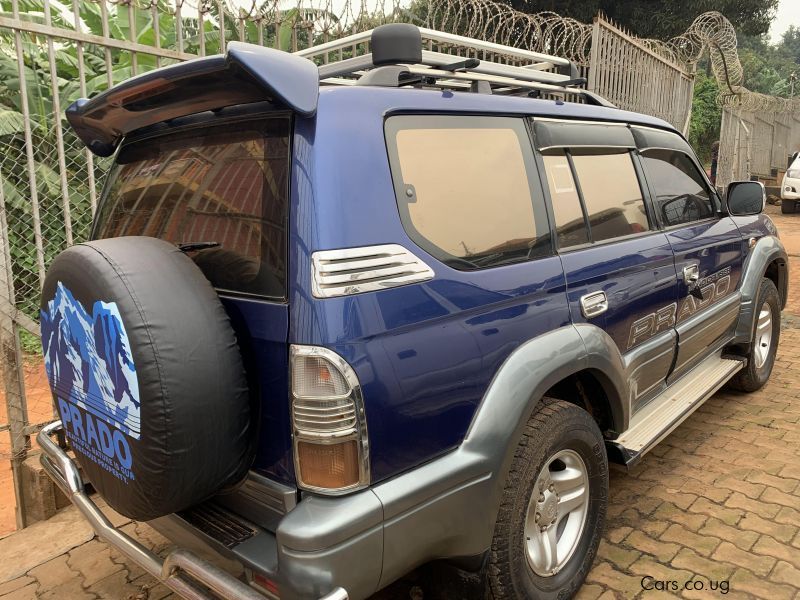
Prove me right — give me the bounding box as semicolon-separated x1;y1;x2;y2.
39;418;496;600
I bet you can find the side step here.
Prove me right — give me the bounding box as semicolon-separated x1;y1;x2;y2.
608;352;744;467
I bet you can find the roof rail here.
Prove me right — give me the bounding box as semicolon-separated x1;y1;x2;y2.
297;24;614;107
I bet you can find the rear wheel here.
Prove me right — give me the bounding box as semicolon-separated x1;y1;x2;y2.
488;400;607;600
728;277;780;392
781;200;796;213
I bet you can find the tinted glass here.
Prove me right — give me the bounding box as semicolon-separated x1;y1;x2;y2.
542;153;589;248
571;152;650;242
387;116;550;270
641;149;715;227
94;118;290;299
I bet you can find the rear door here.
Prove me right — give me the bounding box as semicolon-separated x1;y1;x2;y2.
534;120;681;406
92;113;296;483
633;126;743;380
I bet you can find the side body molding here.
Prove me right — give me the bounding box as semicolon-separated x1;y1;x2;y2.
733;235;788;344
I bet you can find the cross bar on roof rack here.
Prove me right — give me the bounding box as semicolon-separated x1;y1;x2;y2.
302;24;613;108
297;25;572;71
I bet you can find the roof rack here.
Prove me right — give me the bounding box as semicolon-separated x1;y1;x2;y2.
297;24;614;107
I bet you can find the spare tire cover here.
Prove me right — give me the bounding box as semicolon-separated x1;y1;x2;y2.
40;236;252;520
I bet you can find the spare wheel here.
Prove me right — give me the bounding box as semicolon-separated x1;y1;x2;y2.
40;236;253;521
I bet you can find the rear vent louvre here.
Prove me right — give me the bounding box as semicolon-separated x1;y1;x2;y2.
312;244;434;298
177;503;256;549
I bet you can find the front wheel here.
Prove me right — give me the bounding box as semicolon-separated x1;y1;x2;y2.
781;200;796;214
728;277;781;392
488;399;607;599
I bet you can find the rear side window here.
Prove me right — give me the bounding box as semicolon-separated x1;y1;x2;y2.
94;117;290;299
542;148;651;249
385;116;551;270
541;153;589;248
640;149;715;227
570;151;650;243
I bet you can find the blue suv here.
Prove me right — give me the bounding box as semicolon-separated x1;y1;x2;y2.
39;23;788;600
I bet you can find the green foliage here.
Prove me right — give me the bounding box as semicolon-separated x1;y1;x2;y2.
504;0;779;39
19;329;41;357
688;72;721;165
736;32;799;97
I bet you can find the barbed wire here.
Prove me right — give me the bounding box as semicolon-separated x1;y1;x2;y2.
422;0;798;113
80;0;799;113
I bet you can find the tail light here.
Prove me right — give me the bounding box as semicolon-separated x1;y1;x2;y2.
289;345;369;493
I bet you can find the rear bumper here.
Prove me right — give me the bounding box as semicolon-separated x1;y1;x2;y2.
40;419;496;599
37;421;347;600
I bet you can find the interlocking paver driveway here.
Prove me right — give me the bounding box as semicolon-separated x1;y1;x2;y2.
0;204;798;600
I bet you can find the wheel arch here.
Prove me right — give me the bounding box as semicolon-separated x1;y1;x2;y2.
459;324;627;550
544;368;622;436
764;256;788;310
733;235;789;344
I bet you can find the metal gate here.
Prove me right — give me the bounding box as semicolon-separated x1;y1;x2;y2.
718;107;800;189
588;17;695;133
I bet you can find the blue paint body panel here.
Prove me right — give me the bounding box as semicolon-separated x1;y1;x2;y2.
284;88;674;482
220;296;294;485
86;82;766;488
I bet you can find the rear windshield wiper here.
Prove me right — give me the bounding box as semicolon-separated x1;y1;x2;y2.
176;241;221;252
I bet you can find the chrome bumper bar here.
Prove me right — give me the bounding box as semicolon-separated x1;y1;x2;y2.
37;421;348;600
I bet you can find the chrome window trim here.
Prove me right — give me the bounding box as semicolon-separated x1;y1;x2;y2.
311;244;434;298
289;345;370;495
538;143;635;152
533;117;630;127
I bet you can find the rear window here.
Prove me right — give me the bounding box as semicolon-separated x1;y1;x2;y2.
94;116;290;299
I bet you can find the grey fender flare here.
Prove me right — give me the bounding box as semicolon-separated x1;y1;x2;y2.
458;323;626;549
733;235;788;344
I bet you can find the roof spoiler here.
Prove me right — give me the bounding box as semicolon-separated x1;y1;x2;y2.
66;42;319;157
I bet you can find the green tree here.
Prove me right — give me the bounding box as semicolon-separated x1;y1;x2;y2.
503;0;779;39
735;32;799;97
688;72;722;165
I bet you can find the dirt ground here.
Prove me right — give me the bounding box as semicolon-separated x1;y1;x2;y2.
0;203;799;599
1;361;55;537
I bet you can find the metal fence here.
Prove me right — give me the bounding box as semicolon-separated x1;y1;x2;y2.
718;107;800;190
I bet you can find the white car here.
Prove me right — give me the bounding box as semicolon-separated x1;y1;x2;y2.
782;152;800;213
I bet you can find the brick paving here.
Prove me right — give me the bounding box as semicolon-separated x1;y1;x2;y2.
0;204;798;599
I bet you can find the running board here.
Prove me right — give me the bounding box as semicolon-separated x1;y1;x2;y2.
608;353;744;467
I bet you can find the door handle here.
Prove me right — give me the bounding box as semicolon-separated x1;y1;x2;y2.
683;264;700;285
580;291;608;319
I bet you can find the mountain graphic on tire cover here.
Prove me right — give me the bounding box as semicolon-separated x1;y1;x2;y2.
40;281;141;439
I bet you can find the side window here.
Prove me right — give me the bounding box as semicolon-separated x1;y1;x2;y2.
385;116;551;270
570;151;651;243
541;153;589;248
640;149;715;227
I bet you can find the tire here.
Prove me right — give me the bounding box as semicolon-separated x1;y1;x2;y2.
728;278;781;393
40;237;253;520
781;200;796;214
488;399;608;600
